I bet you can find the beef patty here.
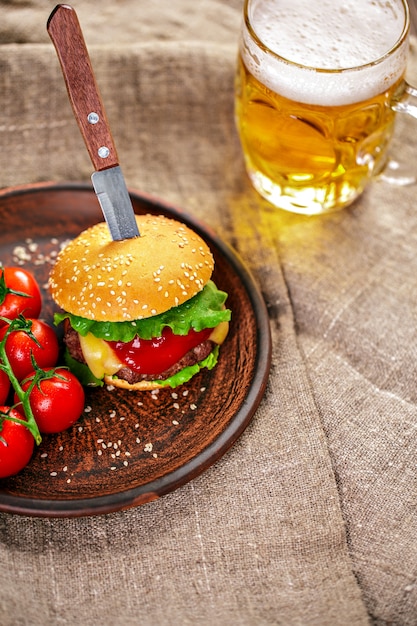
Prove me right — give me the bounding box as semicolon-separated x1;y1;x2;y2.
64;323;214;384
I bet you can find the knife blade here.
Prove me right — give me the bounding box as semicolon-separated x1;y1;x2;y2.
47;4;140;240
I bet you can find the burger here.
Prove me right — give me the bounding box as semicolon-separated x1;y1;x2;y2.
48;214;231;390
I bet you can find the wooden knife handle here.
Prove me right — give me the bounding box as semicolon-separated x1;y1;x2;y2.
47;4;119;171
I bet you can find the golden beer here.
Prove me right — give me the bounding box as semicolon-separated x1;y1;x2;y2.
235;0;410;215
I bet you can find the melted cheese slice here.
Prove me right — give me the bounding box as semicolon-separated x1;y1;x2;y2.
78;332;122;380
209;321;229;345
78;322;229;380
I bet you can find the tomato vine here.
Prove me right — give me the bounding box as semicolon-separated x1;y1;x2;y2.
0;315;43;445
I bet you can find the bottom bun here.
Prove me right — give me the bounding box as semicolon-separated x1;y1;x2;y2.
104;375;165;391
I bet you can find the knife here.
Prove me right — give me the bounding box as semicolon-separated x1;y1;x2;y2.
47;4;140;240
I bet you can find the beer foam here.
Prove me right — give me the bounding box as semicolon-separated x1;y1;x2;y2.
241;0;409;105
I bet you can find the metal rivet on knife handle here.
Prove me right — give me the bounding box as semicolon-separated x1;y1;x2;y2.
88;112;99;125
98;147;110;159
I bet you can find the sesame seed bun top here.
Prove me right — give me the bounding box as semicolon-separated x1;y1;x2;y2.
48;214;214;322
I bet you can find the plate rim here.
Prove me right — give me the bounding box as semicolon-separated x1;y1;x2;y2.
0;182;272;517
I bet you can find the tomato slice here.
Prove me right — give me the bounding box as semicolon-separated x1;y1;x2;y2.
108;327;212;376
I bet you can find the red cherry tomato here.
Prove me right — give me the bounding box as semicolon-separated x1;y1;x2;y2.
0;370;10;405
0;406;34;478
0;267;42;327
0;319;59;381
16;368;85;434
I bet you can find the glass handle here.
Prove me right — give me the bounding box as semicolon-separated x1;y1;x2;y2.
379;82;417;186
392;82;417;119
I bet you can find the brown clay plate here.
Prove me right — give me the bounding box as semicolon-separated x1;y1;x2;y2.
0;183;271;517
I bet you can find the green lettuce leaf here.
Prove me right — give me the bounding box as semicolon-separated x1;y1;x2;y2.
55;280;230;341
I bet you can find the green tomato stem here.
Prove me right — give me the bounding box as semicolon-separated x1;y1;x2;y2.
0;321;42;445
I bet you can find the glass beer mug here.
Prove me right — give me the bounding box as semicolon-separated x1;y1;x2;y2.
235;0;417;215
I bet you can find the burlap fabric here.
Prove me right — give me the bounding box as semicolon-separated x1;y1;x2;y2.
1;1;417;624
